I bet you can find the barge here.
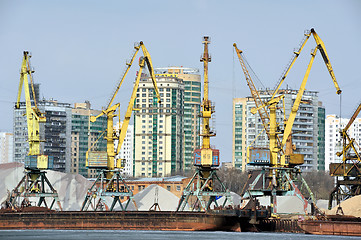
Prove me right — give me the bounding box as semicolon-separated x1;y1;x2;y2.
0;208;269;231
298;215;361;236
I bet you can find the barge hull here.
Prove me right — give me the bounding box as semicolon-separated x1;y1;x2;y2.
0;211;241;231
298;220;361;236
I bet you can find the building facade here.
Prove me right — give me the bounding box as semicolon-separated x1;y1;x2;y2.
155;67;201;173
232;98;248;171
317;105;326;171
71;101;107;178
114;121;134;177
325;115;361;171
232;89;325;172
133;73;184;177
14;99;72;172
0;132;13;164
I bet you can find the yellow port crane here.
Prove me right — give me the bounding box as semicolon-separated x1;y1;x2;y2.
81;42;161;211
329;103;361;209
6;51;61;210
16;51;46;159
235;28;341;215
234;28;341;168
177;37;232;212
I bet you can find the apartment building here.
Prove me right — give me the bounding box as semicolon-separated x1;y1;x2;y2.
155;67;201;173
325;115;361;171
133;73;184;177
71;101;107;177
14;99;72;172
232;89;325;171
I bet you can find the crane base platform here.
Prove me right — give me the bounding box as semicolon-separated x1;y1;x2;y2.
81;169;136;211
4;169;62;210
176;167;233;211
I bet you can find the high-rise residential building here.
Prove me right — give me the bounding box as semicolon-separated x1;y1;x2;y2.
155;67;201;173
114;121;134;177
232;89;325;172
317;105;326;171
14;99;72;172
0;132;13;164
232;98;248;171
133;73;184;177
71;101;107;178
325;115;361;171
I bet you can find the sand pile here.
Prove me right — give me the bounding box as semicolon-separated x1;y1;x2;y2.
0;163;92;211
327;195;361;217
131;184;180;211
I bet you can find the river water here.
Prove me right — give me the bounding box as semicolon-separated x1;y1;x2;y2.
0;230;359;240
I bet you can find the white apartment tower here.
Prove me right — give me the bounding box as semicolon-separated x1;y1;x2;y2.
114;122;134;176
133;73;184;177
325;115;361;171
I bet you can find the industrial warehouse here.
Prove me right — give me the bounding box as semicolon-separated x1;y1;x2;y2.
1;15;361;237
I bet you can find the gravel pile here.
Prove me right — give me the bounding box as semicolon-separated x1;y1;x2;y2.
0;163;91;211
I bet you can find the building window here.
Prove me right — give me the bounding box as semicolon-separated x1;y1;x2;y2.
176;186;181;191
167;186;171;191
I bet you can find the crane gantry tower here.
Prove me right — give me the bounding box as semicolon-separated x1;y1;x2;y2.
177;37;233;211
5;52;62;210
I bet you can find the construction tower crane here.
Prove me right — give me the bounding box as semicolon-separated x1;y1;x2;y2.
177;37;233;212
329;103;361;209
234;28;341;216
6;51;61;210
81;42;161;211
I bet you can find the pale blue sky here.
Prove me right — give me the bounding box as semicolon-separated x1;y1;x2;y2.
1;0;360;163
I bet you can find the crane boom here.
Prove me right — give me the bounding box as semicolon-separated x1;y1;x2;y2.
271;30;311;100
233;43;270;135
107;44;141;109
140;42;161;103
344;103;361;133
310;28;341;95
16;51;46;156
116;56;160;154
281;33;342;147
